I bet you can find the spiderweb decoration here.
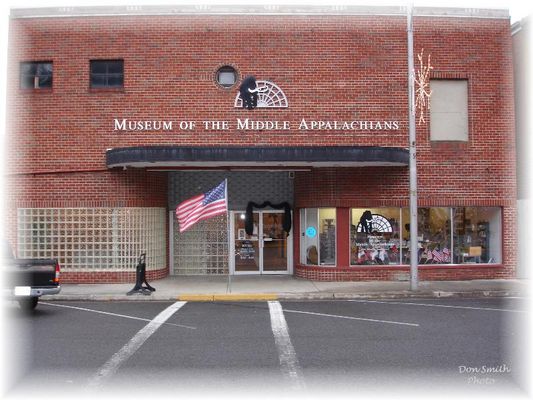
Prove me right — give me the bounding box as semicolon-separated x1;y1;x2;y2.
414;49;433;125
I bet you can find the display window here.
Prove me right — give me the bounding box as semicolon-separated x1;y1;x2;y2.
350;208;402;265
345;207;501;267
453;207;502;264
299;208;336;266
412;208;452;264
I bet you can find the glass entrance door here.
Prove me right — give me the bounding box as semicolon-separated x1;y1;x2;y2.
231;211;290;274
261;212;288;273
233;211;260;273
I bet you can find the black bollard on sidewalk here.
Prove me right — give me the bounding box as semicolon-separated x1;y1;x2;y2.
126;253;156;296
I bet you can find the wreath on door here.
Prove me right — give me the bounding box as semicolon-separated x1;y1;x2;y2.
245;201;292;235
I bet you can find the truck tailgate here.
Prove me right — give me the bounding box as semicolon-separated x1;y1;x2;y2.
5;259;58;287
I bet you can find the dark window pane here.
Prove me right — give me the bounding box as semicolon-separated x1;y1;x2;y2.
107;75;123;87
37;63;53;75
21;63;37;75
107;61;123;74
91;75;107;87
39;75;53;88
90;61;107;74
21;75;35;89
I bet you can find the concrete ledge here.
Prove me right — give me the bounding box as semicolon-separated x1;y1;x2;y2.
10;5;508;19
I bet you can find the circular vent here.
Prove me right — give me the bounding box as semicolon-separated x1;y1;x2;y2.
234;80;288;108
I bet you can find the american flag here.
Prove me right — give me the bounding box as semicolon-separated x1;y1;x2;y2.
176;180;228;233
442;247;451;263
432;248;443;263
428;247;451;263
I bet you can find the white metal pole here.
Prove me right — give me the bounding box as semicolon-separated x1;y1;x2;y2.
407;5;419;291
225;178;232;293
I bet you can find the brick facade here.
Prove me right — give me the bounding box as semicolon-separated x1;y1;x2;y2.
5;7;517;282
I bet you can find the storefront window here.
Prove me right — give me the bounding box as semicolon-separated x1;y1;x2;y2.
350;208;402;265
319;208;336;265
305;206;501;268
300;209;318;265
300;208;336;266
453;207;501;264
416;208;452;264
350;206;501;266
401;207;410;264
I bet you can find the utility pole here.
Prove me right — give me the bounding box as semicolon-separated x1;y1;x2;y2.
407;5;419;291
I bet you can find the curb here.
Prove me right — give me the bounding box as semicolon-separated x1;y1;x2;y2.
40;290;524;302
178;293;278;301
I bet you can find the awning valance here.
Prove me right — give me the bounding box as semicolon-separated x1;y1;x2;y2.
106;146;409;169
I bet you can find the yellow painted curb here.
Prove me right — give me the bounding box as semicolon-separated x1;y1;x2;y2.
177;293;278;302
214;293;278;301
178;294;215;301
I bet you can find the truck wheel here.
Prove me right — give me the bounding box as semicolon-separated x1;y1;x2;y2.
19;297;39;311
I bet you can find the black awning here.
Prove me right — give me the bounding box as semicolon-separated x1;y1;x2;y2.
106;146;409;168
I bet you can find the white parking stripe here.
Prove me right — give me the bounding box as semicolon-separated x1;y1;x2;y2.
284;308;419;327
87;301;187;390
40;302;196;329
268;301;306;390
345;299;527;313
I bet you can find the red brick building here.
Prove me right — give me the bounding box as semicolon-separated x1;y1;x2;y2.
5;5;517;283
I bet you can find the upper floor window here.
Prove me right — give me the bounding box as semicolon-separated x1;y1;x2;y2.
430;79;469;141
216;66;238;88
90;60;124;88
20;62;53;89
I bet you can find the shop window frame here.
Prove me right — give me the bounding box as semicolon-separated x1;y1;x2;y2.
299;208;337;267
348;206;502;267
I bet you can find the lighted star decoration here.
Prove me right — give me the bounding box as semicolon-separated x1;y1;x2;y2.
414;49;433;125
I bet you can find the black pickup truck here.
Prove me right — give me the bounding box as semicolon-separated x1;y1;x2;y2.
2;240;61;310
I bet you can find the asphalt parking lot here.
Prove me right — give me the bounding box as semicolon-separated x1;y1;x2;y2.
2;297;530;399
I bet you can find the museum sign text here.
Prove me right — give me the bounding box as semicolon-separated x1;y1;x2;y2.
113;118;401;132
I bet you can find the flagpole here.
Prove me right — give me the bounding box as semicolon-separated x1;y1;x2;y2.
225;178;232;293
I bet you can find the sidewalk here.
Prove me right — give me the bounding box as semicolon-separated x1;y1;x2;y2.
42;276;530;301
